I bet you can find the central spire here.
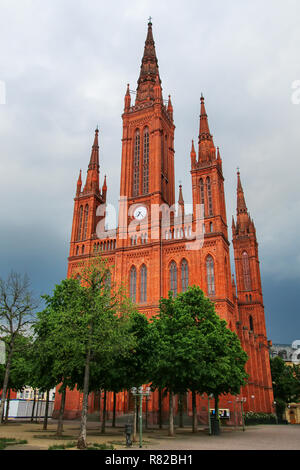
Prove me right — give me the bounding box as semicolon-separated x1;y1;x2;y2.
198;95;215;163
135;20;161;104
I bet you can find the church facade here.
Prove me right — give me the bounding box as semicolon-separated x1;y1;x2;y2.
54;21;274;421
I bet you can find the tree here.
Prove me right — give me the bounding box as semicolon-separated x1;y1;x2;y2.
151;286;248;435
0;272;37;423
270;356;300;421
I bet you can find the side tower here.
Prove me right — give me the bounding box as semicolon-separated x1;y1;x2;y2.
232;171;273;412
190;97;235;324
69;129;107;273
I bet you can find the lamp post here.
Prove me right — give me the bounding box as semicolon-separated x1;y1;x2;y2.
207;394;214;435
273;401;278;424
236;397;246;431
250;395;255;412
131;386;151;448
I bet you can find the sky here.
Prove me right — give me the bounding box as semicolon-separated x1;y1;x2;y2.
0;0;299;344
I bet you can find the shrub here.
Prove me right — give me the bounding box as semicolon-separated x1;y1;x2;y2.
244;411;277;425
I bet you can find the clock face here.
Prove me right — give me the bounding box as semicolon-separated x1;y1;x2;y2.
133;206;147;220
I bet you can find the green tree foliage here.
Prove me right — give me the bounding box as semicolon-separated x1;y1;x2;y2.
270;356;300;420
152;286;248;435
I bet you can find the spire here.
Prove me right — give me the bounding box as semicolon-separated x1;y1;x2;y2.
198;95;215;163
237;170;247;215
124;83;131;112
136;20;161;104
178;184;184;217
76;169;82;197
190;139;196;167
102;175;107;201
83;128;100;195
167;94;173;120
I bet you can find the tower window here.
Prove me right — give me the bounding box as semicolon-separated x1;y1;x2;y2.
249;315;254;332
181;259;189;293
170;261;178;297
143;127;149;194
83;204;89;240
199;178;205;216
130;266;137;302
77;205;83;241
206;255;215;296
207;177;213;216
242;252;252;291
140;264;147;303
133;130;140;196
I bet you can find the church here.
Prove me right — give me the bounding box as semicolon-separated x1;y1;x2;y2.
54;20;274;422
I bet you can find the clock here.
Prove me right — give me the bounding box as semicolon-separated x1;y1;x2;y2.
133;206;147;220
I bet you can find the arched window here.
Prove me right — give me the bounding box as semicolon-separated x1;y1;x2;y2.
242;252;252;291
206;255;215;296
143;127;149;194
105;272;111;292
133;130;140;196
249;315;254;332
130;266;137;302
76;246;79;255
82;245;85;254
207;177;213;216
83;204;89;240
140;264;147;303
210;222;213;233
77;205;83;240
199;178;205;216
181;259;189;293
170;261;178;297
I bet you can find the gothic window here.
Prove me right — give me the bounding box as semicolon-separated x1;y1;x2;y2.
199;178;205;216
77;205;83;240
133;129;140;196
82;245;85;254
207;177;213;216
170;261;178;297
83;204;89;240
242;252;252;291
206;255;215;296
249;315;254;332
181;259;189;293
210;222;213;233
140;264;147;303
143;127;149;194
105;272;111;292
76;246;79;255
130;266;137;302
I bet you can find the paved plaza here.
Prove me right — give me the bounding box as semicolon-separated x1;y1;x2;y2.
0;421;299;450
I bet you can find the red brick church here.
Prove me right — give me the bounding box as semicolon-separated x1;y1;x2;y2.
54;21;274;421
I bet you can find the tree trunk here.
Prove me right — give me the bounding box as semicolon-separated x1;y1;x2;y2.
31;389;37;423
4;388;11;423
77;347;91;449
168;391;174;436
192;390;198;433
158;389;162;429
101;390;107;434
178;393;184;428
0;343;14;424
56;388;66;436
112;391;116;428
214;394;220;422
133;395;137;442
43;390;50;430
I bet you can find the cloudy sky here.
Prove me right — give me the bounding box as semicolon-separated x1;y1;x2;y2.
0;0;299;343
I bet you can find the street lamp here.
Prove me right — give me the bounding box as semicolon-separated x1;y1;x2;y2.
273;401;278;424
131;386;151;448
250;395;255;412
207;394;214;436
236;397;246;431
